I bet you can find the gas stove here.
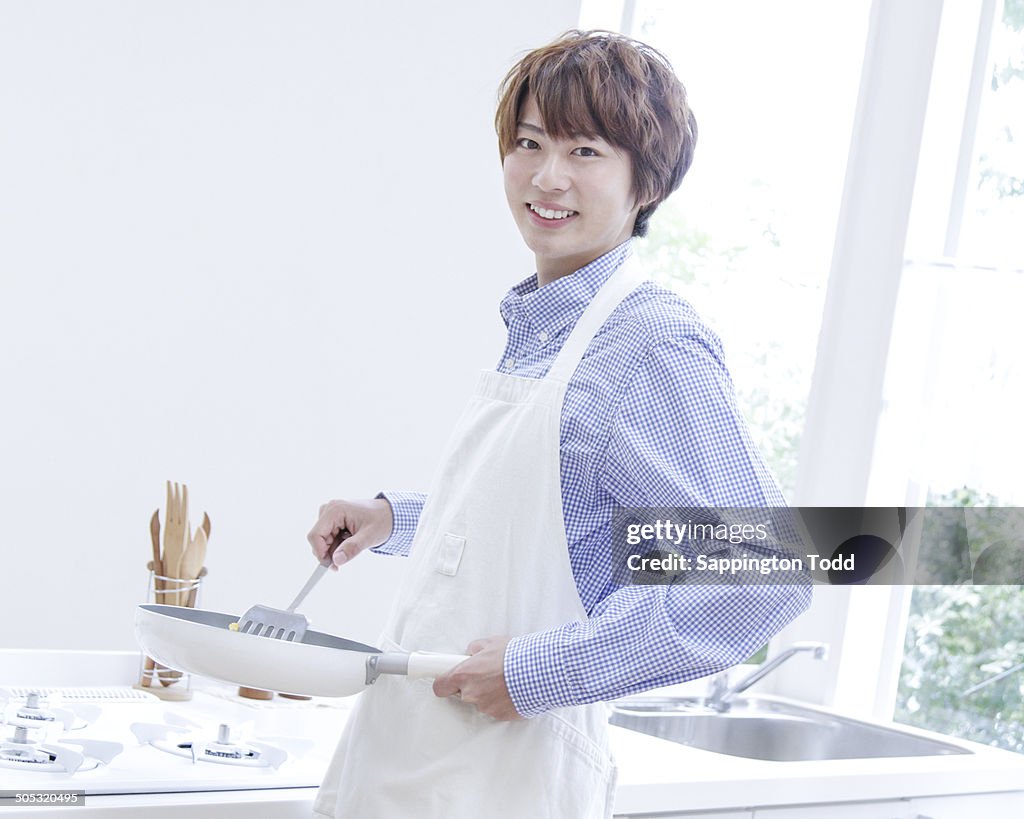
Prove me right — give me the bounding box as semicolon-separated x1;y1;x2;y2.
0;650;350;818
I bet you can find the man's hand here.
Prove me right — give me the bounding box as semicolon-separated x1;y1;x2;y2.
433;636;522;721
307;497;393;570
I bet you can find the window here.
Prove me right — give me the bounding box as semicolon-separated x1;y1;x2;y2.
596;0;1024;747
621;0;871;498
868;0;1024;753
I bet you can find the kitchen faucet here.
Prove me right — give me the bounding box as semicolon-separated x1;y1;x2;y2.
962;659;1024;696
706;641;829;712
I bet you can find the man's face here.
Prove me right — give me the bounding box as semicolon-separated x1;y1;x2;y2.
503;95;641;284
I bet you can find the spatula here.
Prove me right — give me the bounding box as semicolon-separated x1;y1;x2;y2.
237;530;349;641
163;481;187;606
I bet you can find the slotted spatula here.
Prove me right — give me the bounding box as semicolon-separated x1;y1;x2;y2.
238;530;349;641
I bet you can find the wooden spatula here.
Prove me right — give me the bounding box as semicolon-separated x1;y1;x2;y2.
179;526;207;600
163;481;187;606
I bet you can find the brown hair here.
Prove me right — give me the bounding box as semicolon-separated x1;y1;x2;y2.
495;30;697;238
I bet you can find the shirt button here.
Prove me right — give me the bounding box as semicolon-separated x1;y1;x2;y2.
506;358;517;370
538;331;549;343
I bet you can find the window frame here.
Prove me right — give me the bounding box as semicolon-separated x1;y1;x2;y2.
780;0;1014;719
609;0;1013;719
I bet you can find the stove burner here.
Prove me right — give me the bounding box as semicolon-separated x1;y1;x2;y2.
1;746;56;765
201;746;252;760
0;724;119;774
182;724;265;764
1;727;56;765
16;692;58;724
1;690;99;733
133;721;288;769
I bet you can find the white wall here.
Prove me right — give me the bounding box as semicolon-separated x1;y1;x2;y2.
0;1;582;650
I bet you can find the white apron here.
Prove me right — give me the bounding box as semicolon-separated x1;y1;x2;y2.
314;259;642;819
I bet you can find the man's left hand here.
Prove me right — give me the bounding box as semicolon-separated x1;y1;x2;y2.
432;636;523;721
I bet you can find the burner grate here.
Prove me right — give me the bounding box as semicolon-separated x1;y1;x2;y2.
1;687;157;702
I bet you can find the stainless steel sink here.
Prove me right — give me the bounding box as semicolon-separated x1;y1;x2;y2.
609;697;971;761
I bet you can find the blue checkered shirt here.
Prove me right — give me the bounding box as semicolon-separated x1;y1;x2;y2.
375;241;811;717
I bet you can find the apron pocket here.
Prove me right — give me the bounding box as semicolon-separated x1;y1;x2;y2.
434;532;466;576
540;710;614;772
535;710;617;818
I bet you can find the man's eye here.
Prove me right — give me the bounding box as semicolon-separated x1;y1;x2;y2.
573;147;599;157
516;137;540;149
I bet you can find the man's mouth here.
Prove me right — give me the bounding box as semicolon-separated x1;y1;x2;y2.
528;203;578;221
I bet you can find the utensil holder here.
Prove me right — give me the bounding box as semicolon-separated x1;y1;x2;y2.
135;563;207;700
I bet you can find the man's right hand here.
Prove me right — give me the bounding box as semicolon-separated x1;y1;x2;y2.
307;497;394;570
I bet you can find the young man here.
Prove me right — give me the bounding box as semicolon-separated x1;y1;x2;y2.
311;30;810;819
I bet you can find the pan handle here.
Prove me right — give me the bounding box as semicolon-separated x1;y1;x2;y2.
406;652;471;680
365;652;470;685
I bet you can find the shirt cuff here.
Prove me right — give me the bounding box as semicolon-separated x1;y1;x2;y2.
504;626;580;717
369;491;425;557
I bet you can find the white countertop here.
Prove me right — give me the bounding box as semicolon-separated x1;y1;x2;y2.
40;704;1024;818
4;651;1024;817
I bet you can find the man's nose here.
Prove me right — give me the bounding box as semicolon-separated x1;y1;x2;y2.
532;153;571;192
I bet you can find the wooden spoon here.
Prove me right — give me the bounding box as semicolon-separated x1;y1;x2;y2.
159;482;187;685
162;482;186;606
179;527;207;608
150;510;162;578
183;512;211;608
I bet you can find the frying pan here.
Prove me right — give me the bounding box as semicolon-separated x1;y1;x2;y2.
135;604;469;698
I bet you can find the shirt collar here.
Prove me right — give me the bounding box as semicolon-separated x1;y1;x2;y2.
499;240;633;333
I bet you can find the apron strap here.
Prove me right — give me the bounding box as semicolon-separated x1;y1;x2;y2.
545;254;645;384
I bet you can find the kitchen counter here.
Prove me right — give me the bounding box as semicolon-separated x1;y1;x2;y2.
4;651;1024;818
27;695;1024;819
